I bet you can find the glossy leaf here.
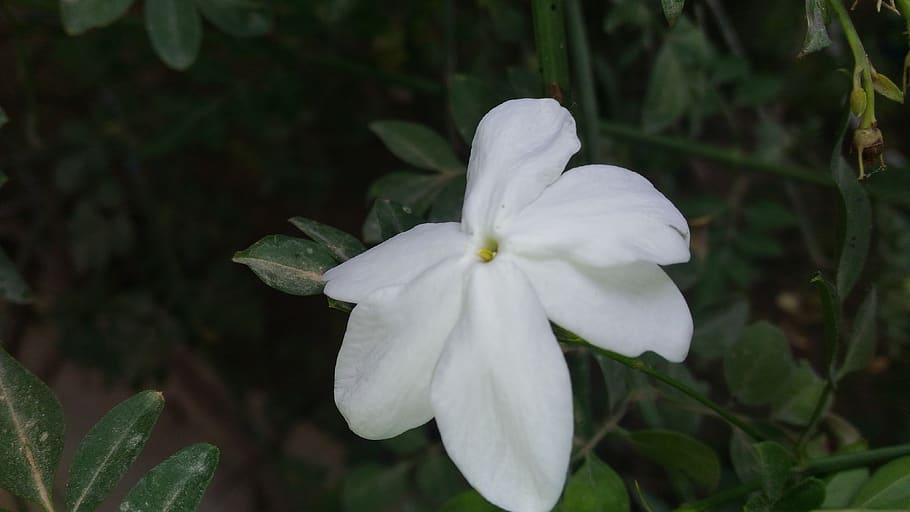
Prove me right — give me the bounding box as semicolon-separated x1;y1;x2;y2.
798;0;832;57
439;490;499;512
371;199;422;241
369;121;464;173
557;455;629;512
724;322;794;405
0;346;64;512
145;0;202;71
120;443;219;512
233;235;336;296
850;455;910;508
0;247;33;304
66;390;165;512
839;288;877;378
832;155;871;299
449;74;503;144
342;463;410;512
660;0;685;26
628;429;720;490
288;217;365;262
195;0;272;38
61;0;135;35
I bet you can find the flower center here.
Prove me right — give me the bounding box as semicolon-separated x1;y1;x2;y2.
476;238;499;263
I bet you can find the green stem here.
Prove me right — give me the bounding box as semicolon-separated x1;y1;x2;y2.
827;0;876;129
559;332;768;441
674;482;760;512
600;121;834;186
564;0;599;162
897;0;910;91
531;0;571;103
795;381;833;456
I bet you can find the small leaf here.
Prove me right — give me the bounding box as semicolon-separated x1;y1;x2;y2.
798;0;832;57
771;361;828;426
371;199;422;241
195;0;272;38
449;75;503;144
557;455;630;512
369;121;464;173
120;443;219;512
66;390;165;512
660;0;685;26
838;288;877;378
776;477;825;510
724;322;795;406
145;0;202;71
288;217;365;262
0;346;64;512
368;172;452;215
872;72;905;103
60;0;135;35
753;441;796;501
832;155;871;298
0;246;33;304
821;467;868;507
342;463;410;512
627;429;720;490
850;455;910;508
439;490;499;512
233;235;336;296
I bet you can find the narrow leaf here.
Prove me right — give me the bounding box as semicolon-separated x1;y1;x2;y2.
0;346;64;512
838;288;877;378
0;246;33;304
288;217;365;262
724;322;794;405
872;72;905;103
371;199;422;241
60;0;135;35
66;390;165;512
233;235;336;296
194;0;272;38
557;455;630;512
660;0;686;26
145;0;202;71
850;455;910;508
832;153;871;299
120;443;219;512
810;272;840;378
628;429;720;490
369;121;464;173
799;0;832;57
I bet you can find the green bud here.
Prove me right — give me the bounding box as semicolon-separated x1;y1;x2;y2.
872;71;904;104
850;86;867;116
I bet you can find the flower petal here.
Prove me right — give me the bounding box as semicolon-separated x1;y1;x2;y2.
334;258;466;439
513;255;692;362
431;260;572;512
461;99;580;237
502;164;690;267
323;222;467;303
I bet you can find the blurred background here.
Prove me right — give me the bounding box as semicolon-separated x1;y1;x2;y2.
1;0;909;510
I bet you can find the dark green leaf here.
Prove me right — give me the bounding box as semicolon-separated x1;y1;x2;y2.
771;361;828;426
832;155;871;300
233;235;336;296
730;429;760;484
557;455;629;512
195;0;272;37
724;322;794;405
371;199;422;241
776;477;825;510
753;441;795;501
449;75;503;144
415;450;467;507
66;391;165;512
368;172;453;215
0;246;33;304
821;467;868;507
850;455;910;508
594;352;633;413
61;0;135;35
839;288;877;378
0;346;64;512
628;429;720;490
0;106;7;128
428;174;466;223
369;121;464;173
288;217;365;262
642;42;688;132
660;0;685;26
120;443;219;512
439;490;499;512
691;298;749;360
145;0;202;71
342;463;410;512
810;272;840;377
798;0;832;57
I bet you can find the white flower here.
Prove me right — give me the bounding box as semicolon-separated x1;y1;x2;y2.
324;98;693;512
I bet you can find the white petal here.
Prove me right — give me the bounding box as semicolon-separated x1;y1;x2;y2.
461;99;580;237
502;164;690;267
431;261;572;512
334;258;466;439
323;222;467;303
513;255;692;362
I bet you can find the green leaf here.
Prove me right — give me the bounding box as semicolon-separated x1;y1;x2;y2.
0;346;64;512
691;298;749;360
594;352;633;412
810;272;840;377
371;199;422;241
730;429;760;483
627;429;720;490
850;455;910;508
288;217;365;262
642;41;688;132
369;121;464;173
368;172;453;215
60;0;135;35
145;0;202;71
821;467;868;507
449;75;503;144
838;288;877;378
195;0;272;38
776;477;826;511
798;0;832;57
428;174;466;223
233;235;336;296
557;455;629;512
439;490;499;512
770;361;828;426
66;390;165;512
120;443;219;512
415;450;467;507
753;441;796;501
0;246;33;304
724;322;794;405
743;200;797;231
832;155;871;300
342;463;410;512
380;427;427;456
872;72;904;103
660;0;685;26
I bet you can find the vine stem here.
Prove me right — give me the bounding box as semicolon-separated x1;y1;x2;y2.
531;0;572;103
827;0;876;129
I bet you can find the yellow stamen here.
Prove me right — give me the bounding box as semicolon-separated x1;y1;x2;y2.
478;248;496;262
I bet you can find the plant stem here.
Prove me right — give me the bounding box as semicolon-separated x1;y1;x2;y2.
600;121;834;186
897;0;910;91
531;0;571;103
827;0;876;129
564;0;599;162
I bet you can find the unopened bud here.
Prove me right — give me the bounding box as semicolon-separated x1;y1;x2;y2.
850;87;867;116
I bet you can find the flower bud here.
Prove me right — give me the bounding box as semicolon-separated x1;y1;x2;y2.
850;86;867;116
853;125;884;179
